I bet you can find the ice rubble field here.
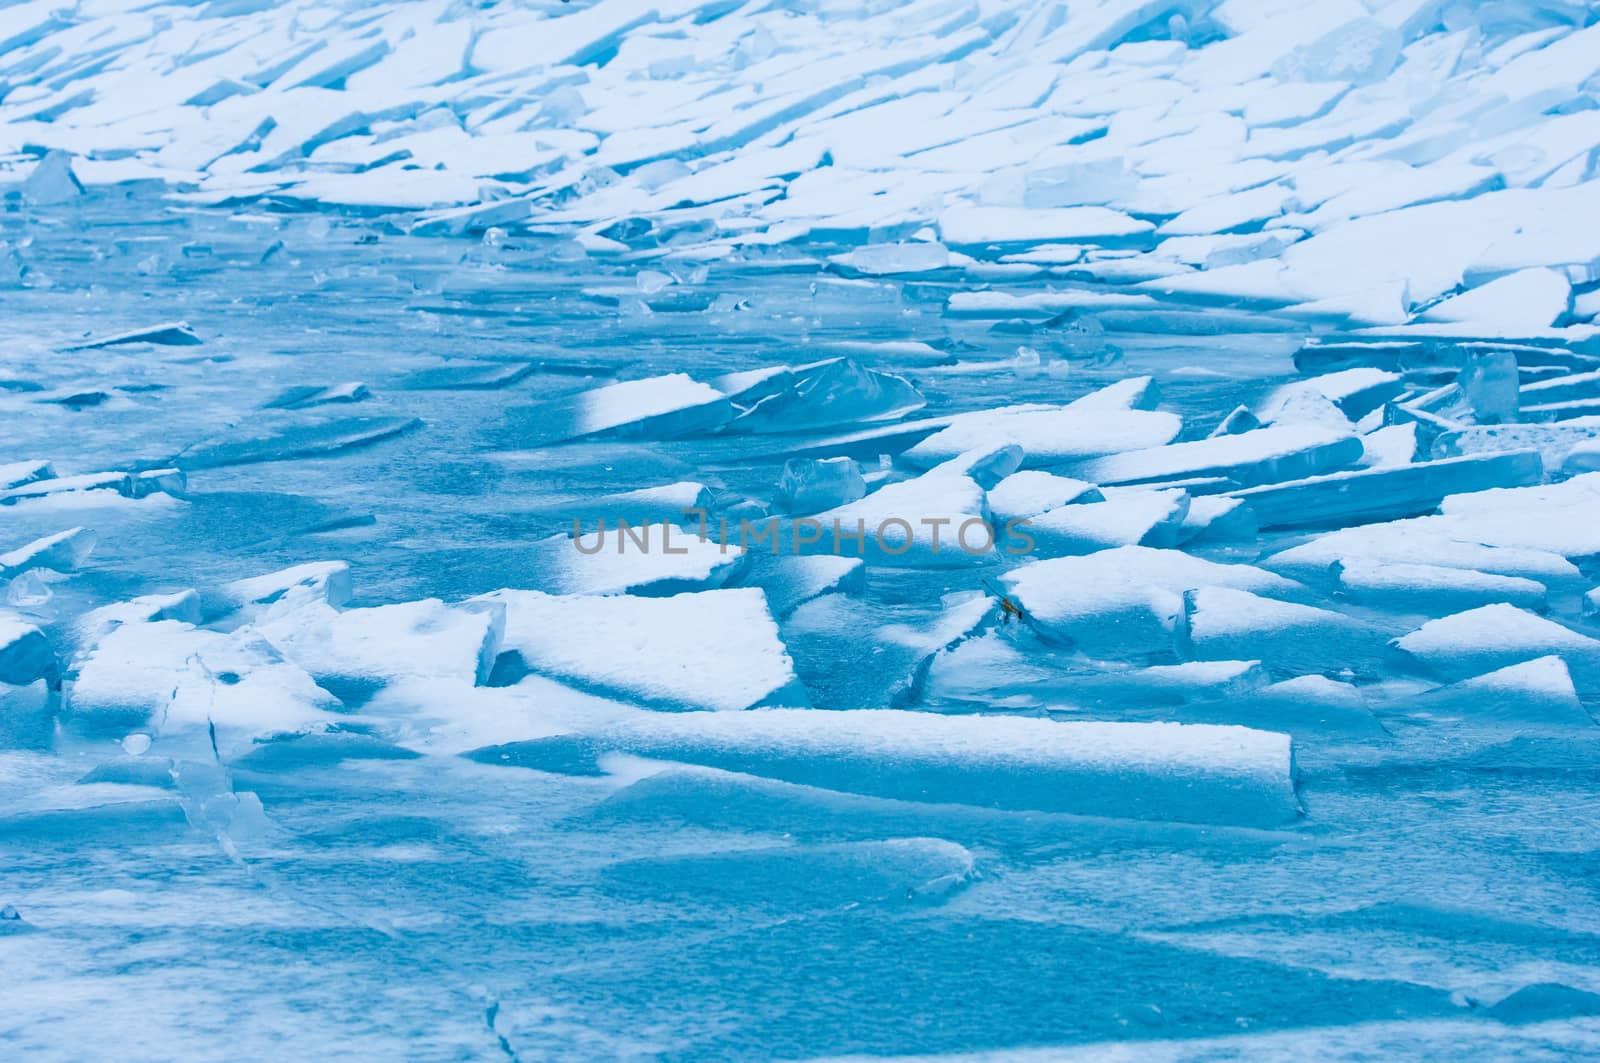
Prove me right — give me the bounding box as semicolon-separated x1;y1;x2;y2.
5;0;1600;1060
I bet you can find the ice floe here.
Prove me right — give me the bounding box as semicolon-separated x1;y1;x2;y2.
474;587;800;711
483;707;1300;827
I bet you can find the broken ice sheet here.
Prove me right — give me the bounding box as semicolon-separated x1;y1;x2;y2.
474;587;803;711
60;321;202;350
718;358;927;433
1003;546;1306;660
173;416;421;469
65;620;341;754
11;3;1600;1054
522;525;743;596
781;588;992;708
903;397;1180;470
504;373;731;446
479;707;1300;828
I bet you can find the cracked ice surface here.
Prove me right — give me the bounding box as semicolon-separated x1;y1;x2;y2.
5;0;1600;1059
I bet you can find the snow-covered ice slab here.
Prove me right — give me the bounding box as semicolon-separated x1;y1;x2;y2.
60;321;201;350
1219;677;1385;738
561;482;716;527
0;527;96;576
1435;473;1600;561
1026;488;1190;556
903;390;1180;470
1228;451;1544;531
1389;604;1600;696
489;709;1300;827
1261;369;1403;422
1432;423;1600;470
473;587;801;711
506;373;731;446
66;621;340;751
1003;547;1304;659
1389;657;1594;731
526;526;742;596
1071;426;1363;489
985;471;1103;522
1263;478;1600;590
1332;561;1548;616
0;461;54;490
254;596;504;696
811;470;997;567
206;562;354;622
1181;587;1385;678
1;469;185;505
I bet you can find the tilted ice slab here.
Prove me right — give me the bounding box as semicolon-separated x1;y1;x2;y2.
254;596;504;696
1003;546;1304;659
1;469;185;505
76;591;202;646
1389;604;1600;695
66;620;340;750
1025;488;1190;556
1390;656;1594;731
1332;560;1549;616
1216;676;1385;738
1262;470;1600;591
734;554;865;619
472;587;801;712
1176;494;1257;544
174;416;420;469
985;471;1103;523
1269;474;1600;587
903;404;1181;471
717;358;926;433
206;561;354;623
560;481;716;527
0;527;96;576
1071;425;1363;488
527;526;743;596
0;461;54;490
1;613;53;687
925;443;1026;491
505;373;731;446
59;321;201;351
486;708;1300;827
262;381;370;411
1227;450;1544;531
811;469;997;567
781;591;992;710
1180;587;1386;678
1260;369;1403;423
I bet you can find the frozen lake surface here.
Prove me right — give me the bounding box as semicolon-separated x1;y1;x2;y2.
3;192;1600;1060
4;0;1600;1054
